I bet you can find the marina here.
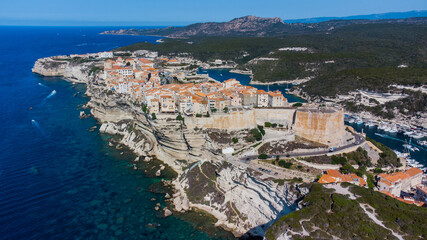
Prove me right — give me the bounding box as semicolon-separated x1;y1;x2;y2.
345;115;427;172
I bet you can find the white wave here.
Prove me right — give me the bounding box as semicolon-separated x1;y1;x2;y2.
31;119;46;136
46;90;56;99
38;83;49;88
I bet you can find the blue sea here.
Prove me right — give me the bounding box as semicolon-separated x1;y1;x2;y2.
0;26;234;240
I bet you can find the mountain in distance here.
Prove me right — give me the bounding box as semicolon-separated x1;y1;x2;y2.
101;11;427;38
284;10;427;23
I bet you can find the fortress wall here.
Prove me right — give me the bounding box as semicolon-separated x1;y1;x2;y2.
185;108;296;130
254;108;295;127
185;110;257;130
293;109;346;146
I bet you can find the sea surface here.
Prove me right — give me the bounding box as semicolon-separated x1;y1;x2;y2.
0;26;234;240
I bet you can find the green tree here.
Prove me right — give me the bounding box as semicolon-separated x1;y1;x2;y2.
258;153;268;159
151;113;157;120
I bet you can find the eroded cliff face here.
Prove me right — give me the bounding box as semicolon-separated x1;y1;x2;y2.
293;108;346;146
32;57;102;83
172;161;308;237
33;56;310;239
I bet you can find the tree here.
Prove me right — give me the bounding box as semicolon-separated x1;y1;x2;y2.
206;111;210;117
142;104;147;113
257;125;265;135
232;137;238;144
264;122;272;128
293;103;303;107
176;113;184;122
196;113;202;118
151;113;157;120
223;107;229;113
258;153;268;159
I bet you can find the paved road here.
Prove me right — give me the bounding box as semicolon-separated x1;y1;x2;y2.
239;133;366;161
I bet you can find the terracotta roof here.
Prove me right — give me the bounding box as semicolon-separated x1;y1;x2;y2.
405;167;423;177
318;175;337;184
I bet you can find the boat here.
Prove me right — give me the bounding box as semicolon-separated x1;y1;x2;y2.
411;133;424;139
348;119;355;124
365;121;376;128
403;131;414;136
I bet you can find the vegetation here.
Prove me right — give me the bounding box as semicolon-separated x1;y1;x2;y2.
176;113;184;122
305;148;372;167
117;23;426;99
265;183;427;240
367;137;400;167
151;113;156;120
232;137;238;144
278;160;293;168
258;153;269;160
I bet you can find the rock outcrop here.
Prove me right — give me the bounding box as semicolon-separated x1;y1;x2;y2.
33;55;311;238
173;161;308;237
32;57;102;83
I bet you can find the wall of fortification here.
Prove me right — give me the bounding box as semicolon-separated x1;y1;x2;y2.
185;110;256;130
293;109;346;146
254;108;295;127
185;108;296;130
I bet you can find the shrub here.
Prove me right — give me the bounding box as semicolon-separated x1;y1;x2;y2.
250;128;263;141
278;160;293;168
293;103;303;107
265;122;272;127
373;168;384;174
206;111;210;117
142;104;147;113
176;113;184;122
257;125;265;135
331;155;347;165
258;153;269;159
272;123;278;128
340;164;355;174
151;113;157;120
196;113;202;118
211;108;217;113
367;174;375;189
232;137;238;144
223;107;229;113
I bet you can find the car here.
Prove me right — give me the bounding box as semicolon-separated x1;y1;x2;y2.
329;147;336;152
258;167;262;170
268;170;271;173
274;172;278;175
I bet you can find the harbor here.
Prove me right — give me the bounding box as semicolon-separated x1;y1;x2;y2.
345;115;427;172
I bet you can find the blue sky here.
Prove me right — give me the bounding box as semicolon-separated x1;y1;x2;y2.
0;0;426;26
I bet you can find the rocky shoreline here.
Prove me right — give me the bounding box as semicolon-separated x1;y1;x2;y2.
32;56;309;238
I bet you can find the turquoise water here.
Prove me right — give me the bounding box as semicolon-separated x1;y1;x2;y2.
198;68;305;103
0;26;234;240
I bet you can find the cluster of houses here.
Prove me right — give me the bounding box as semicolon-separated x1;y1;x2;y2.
318;169;367;186
102;56;288;116
318;167;426;206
